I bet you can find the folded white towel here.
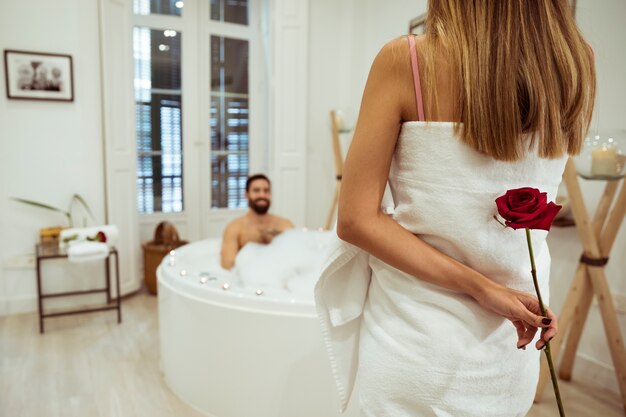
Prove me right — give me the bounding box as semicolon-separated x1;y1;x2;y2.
60;225;119;249
67;242;109;263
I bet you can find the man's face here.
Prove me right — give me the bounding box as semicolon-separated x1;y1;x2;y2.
246;179;271;215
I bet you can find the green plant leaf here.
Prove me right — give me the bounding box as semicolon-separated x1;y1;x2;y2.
70;194;97;225
12;197;68;215
11;197;72;226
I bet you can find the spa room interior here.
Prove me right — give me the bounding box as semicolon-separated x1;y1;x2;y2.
1;0;625;416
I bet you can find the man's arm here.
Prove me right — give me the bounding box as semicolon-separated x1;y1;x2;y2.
281;218;295;230
220;221;240;269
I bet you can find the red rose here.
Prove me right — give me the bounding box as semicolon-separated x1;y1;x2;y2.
495;187;561;231
96;231;107;243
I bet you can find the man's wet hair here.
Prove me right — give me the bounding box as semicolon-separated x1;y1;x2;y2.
246;174;271;192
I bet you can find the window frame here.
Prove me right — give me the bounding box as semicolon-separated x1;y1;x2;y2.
133;26;184;214
200;0;267;215
132;0;268;237
133;13;187;218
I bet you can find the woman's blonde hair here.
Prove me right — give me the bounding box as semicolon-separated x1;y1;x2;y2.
421;0;596;161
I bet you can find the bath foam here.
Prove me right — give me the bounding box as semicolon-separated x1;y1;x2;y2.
234;229;334;297
160;229;334;304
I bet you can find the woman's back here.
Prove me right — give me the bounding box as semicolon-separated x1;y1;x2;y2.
416;1;595;161
315;2;594;415
390;120;566;289
347;38;566;415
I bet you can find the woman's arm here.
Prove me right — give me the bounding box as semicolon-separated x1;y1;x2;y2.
338;37;556;349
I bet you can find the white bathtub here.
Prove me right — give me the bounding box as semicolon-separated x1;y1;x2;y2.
157;235;360;417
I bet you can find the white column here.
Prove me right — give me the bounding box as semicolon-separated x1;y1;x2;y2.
270;0;309;226
98;0;141;295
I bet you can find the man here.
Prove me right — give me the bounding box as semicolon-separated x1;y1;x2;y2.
220;174;294;269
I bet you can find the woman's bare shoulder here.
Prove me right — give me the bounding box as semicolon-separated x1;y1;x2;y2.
368;36;421;121
366;36;417;95
373;36;413;71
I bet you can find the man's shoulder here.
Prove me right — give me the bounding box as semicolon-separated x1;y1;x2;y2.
271;214;294;228
225;216;245;232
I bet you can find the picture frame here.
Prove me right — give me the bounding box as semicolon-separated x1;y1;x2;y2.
3;49;74;102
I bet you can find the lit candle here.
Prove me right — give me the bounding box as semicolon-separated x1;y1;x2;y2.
591;146;618;176
335;113;345;131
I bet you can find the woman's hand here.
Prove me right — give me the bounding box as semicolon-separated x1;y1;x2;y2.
475;283;558;350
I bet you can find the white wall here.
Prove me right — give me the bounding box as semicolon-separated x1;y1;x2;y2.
346;0;428;113
306;0;427;229
0;0;106;314
306;0;355;230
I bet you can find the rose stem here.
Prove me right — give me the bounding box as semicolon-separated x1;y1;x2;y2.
525;227;566;417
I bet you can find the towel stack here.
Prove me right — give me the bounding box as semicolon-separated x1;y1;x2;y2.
59;225;119;249
67;241;110;263
59;225;118;263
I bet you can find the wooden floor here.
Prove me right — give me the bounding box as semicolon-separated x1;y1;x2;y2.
0;292;622;417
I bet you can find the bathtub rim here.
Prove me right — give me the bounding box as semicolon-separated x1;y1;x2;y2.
157;264;318;318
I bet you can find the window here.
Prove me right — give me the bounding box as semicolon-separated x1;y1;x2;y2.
209;0;251;209
133;0;258;214
210;0;248;25
134;27;183;213
134;0;184;16
210;36;249;208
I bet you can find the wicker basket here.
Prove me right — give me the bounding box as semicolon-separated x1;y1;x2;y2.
142;222;188;295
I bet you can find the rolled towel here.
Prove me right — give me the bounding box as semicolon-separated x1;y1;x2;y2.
67;241;110;263
59;225;119;249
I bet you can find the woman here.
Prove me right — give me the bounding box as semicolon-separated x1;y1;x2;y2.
314;1;595;416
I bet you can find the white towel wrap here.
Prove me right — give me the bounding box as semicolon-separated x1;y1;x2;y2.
67;241;110;263
314;236;371;412
314;123;568;414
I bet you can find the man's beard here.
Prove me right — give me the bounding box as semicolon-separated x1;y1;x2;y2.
249;198;270;215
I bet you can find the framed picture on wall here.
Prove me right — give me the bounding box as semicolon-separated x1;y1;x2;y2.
3;49;74;102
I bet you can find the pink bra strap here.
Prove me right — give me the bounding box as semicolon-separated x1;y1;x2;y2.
408;35;425;122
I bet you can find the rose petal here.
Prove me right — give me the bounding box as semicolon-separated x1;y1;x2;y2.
509;192;535;209
523;202;562;231
495;195;510;218
504;219;526;230
507;194;548;223
511;191;544;212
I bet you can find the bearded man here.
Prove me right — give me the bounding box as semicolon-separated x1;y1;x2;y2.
220;174;294;269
